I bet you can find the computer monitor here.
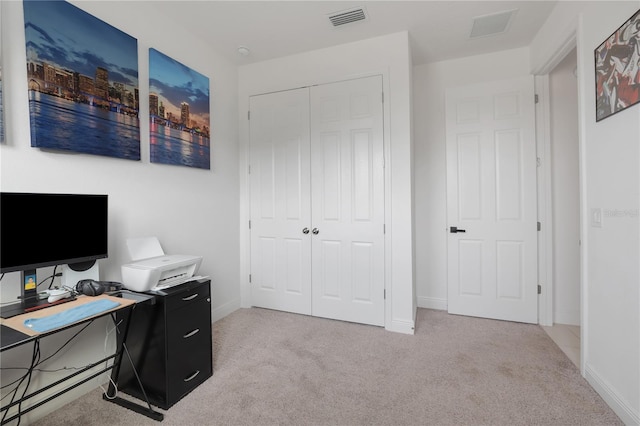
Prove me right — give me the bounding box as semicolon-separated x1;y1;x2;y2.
0;192;108;313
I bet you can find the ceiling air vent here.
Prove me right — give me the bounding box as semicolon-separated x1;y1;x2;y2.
328;7;368;27
470;9;517;38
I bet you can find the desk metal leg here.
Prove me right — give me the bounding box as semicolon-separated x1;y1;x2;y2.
2;350;120;425
103;306;164;421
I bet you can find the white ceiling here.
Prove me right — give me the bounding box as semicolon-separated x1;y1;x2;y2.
155;1;558;66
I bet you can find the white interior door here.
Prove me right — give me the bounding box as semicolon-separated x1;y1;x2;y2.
446;76;538;324
249;88;311;315
310;76;385;326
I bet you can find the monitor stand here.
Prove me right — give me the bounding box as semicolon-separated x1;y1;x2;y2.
0;269;40;318
0;302;28;319
0;269;76;318
0;269;38;318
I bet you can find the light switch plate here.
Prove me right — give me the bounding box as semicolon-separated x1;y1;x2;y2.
591;208;602;228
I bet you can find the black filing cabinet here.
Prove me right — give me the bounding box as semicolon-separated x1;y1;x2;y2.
116;279;212;409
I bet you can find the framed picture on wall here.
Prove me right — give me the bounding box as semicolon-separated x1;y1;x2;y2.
149;48;210;170
23;1;140;159
594;8;640;122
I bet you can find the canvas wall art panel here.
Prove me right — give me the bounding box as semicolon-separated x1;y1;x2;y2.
149;48;210;170
0;54;5;144
23;0;140;159
0;2;4;144
595;8;640;122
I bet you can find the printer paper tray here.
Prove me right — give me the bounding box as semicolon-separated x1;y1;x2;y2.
151;275;208;291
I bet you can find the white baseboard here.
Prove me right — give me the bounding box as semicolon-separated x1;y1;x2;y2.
212;298;241;323
585;363;639;425
417;296;447;311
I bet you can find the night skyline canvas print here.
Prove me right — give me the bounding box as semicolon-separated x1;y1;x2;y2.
0;62;4;144
149;48;210;170
0;14;4;144
23;0;140;160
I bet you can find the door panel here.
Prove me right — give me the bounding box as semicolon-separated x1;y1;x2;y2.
310;76;385;326
496;241;524;299
459;240;483;296
446;76;537;324
320;131;341;220
457;133;482;220
495;129;523;220
249;88;311;315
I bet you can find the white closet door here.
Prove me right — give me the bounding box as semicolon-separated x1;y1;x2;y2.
249;88;312;315
446;76;538;324
310;76;385;326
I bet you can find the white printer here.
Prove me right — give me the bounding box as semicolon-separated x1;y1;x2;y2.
121;237;203;292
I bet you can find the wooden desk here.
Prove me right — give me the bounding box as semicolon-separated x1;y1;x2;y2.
0;294;134;340
0;291;163;424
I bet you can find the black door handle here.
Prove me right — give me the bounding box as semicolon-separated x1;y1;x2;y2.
450;226;466;233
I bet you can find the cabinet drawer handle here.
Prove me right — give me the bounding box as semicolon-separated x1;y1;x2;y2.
184;370;200;382
183;328;200;339
182;293;198;301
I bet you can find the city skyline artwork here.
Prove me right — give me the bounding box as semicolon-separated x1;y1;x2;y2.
23;0;140;160
0;59;4;144
149;48;211;170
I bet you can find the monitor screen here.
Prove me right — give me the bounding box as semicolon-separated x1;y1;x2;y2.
0;192;108;273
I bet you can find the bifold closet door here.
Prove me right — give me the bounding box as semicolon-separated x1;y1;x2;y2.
249;76;385;327
310;76;385;327
249;88;312;315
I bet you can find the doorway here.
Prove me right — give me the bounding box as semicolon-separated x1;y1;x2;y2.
541;48;581;367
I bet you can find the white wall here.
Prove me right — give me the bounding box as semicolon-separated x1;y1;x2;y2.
0;1;240;422
531;2;640;423
237;31;415;334
413;47;532;310
549;48;580;326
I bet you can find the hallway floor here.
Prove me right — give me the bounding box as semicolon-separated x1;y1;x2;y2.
541;323;580;368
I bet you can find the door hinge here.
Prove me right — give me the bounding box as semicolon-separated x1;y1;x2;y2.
249;274;252;283
249;220;251;229
383;224;386;234
535;94;539;104
538;284;542;295
537;221;541;231
384;289;386;300
248;111;250;120
382;92;384;104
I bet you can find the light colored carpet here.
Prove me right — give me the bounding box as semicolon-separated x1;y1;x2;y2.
32;308;621;425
